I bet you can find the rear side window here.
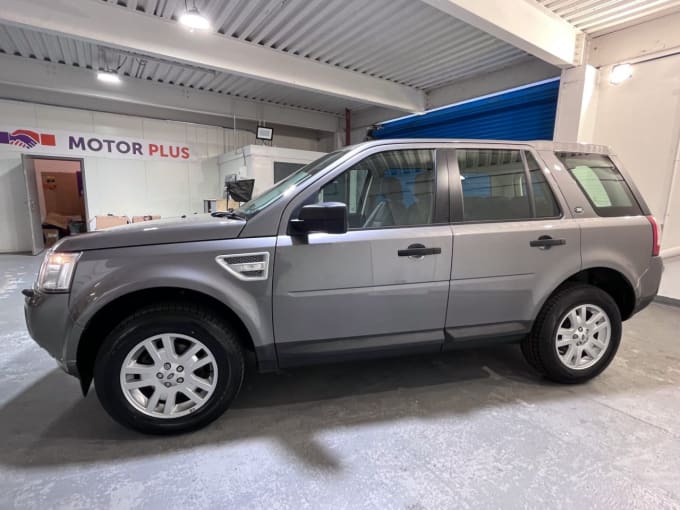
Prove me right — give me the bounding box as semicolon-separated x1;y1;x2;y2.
557;153;642;217
457;149;560;221
458;149;531;221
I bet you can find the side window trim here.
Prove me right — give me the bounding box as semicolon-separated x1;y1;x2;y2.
445;149;464;223
280;143;457;235
523;148;565;219
433;149;450;225
520;151;537;218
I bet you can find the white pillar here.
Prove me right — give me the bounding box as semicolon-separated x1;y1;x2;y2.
553;65;600;143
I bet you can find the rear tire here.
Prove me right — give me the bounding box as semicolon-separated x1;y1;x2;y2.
522;284;621;384
94;303;244;434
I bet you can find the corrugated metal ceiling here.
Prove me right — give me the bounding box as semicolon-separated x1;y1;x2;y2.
0;22;368;114
537;0;680;35
100;0;529;90
2;0;678;117
0;0;533;115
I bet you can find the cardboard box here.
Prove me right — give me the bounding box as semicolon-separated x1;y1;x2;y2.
94;215;129;230
132;215;161;223
43;212;71;230
42;228;60;248
203;198;239;213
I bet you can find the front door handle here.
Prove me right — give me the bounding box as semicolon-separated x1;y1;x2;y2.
398;243;442;257
530;235;566;249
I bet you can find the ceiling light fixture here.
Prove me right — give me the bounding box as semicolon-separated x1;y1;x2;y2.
179;4;211;31
610;63;633;85
97;70;122;84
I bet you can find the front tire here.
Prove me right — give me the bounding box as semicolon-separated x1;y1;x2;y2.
94;303;244;434
522;284;622;384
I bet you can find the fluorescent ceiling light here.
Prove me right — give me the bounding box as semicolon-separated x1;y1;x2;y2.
610;63;633;85
179;8;211;31
97;71;121;84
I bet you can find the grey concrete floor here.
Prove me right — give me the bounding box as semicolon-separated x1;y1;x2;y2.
1;254;680;510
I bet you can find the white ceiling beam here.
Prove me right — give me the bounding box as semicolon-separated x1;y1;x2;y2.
420;0;581;67
0;0;426;113
0;54;340;133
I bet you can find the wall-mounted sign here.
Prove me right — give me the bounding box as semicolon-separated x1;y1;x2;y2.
0;126;202;161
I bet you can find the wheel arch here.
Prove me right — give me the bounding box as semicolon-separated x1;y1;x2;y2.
538;267;636;322
76;287;267;395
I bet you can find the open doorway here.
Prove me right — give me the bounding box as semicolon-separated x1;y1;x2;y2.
23;156;87;255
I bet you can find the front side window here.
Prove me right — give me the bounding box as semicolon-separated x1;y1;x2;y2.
318;149;435;229
458;149;532;221
557;153;642;217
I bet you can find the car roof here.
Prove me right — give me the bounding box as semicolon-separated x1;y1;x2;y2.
350;139;613;155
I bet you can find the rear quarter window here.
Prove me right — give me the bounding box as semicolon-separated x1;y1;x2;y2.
557;152;642;217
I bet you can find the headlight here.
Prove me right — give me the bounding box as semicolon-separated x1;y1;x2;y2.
37;251;82;293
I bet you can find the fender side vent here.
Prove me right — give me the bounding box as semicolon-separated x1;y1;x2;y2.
216;252;270;281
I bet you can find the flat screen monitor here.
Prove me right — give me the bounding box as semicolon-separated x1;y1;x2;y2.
226;179;255;202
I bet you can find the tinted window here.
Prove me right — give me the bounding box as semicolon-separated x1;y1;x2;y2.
525;152;561;218
458;149;531;221
318;149;435;228
557;153;642;217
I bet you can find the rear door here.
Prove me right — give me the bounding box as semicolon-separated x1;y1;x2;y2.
445;145;582;343
273;144;452;365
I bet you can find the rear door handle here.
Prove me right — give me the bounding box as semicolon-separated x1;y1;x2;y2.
530;235;566;249
398;243;442;257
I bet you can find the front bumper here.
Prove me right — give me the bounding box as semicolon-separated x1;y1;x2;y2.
633;256;664;315
24;290;80;376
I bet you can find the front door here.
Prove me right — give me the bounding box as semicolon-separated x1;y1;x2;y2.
445;146;582;342
273;146;452;366
22;155;44;255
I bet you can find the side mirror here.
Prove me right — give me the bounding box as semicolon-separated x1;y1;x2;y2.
289;202;348;235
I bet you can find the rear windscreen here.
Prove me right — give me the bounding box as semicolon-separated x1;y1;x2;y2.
557;153;642;217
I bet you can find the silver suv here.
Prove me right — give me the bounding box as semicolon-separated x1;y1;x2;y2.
24;140;663;434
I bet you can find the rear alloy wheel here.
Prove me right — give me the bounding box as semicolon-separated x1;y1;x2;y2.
554;304;611;371
522;284;621;383
95;303;244;434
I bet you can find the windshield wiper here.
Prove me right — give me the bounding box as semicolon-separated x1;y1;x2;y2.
211;209;246;220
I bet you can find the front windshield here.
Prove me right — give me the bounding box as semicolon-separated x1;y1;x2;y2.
236;149;349;218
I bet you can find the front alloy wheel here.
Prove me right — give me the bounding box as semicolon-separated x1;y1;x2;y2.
119;333;218;419
95;303;244;434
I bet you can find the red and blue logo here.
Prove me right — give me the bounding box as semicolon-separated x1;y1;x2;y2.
0;129;56;149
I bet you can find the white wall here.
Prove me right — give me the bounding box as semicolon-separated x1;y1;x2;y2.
0;99;324;252
591;55;680;231
583;19;680;299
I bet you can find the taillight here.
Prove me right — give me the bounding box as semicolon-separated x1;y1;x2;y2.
647;215;661;256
